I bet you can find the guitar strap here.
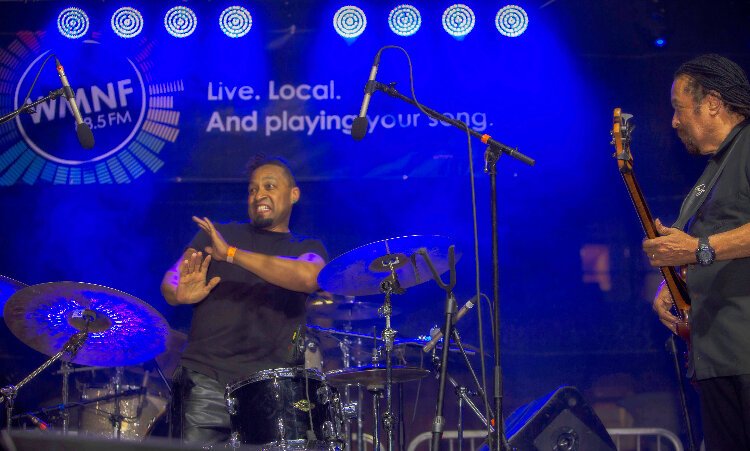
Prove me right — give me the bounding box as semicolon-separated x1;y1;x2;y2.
672;120;750;230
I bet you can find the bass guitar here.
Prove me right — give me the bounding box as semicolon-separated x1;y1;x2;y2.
611;108;691;343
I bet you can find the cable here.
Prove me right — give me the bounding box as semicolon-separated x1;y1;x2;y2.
388;44;492;437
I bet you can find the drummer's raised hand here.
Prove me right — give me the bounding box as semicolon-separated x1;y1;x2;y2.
192;216;230;262
176;251;220;304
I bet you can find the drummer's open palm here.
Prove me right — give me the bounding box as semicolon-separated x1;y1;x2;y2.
176;251;220;304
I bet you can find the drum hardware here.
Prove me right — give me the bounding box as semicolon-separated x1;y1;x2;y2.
427;309;493;451
413;246;458;451
1;281;169;435
1;327;88;429
317;235;458;451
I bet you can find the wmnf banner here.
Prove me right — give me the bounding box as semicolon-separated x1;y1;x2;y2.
0;26;497;186
0;0;592;188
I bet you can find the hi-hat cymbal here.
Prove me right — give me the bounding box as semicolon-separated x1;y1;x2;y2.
4;282;169;367
0;275;27;318
317;235;458;297
307;291;400;321
325;365;429;386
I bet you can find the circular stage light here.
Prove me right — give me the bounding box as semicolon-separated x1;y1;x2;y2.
220;6;253;38
333;6;367;39
57;7;90;39
442;4;475;38
164;6;197;38
495;5;528;37
111;7;144;39
388;5;421;37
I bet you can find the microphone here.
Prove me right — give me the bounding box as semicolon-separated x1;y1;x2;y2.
351;50;384;141
54;56;95;149
28;414;49;431
423;295;478;353
136;370;149;418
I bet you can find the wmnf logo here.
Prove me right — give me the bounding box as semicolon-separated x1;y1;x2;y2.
694;183;706;197
0;31;184;185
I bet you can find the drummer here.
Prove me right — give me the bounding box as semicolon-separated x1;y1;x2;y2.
160;156;327;446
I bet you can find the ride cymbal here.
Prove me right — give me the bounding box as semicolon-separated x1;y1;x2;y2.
4;282;169;367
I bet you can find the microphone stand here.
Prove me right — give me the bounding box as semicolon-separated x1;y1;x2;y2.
0;88;64;125
370;82;535;166
370;82;533;451
416;246;457;451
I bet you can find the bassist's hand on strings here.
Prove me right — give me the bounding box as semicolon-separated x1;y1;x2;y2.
652;281;680;334
643;218;700;267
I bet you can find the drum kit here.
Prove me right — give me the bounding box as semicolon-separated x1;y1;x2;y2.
0;235;487;451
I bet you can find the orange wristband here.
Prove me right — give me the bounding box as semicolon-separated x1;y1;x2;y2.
226;246;237;264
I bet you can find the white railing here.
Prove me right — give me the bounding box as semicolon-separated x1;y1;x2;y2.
403;428;684;451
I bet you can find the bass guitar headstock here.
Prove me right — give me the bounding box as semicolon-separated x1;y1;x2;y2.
611;108;635;173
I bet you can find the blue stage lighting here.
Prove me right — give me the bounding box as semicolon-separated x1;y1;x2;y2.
442;4;475;38
164;6;197;38
495;5;528;37
219;6;253;38
388;5;421;37
655;38;666;47
333;6;367;39
111;7;144;39
57;7;90;39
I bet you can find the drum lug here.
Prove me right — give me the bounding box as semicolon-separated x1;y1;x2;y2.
322;420;336;440
317;385;332;404
341;401;358;419
229;431;241;448
226;396;237;415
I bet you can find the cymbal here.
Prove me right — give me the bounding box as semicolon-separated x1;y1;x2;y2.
0;275;27;318
154;328;187;380
325;365;429;386
317;235;458;297
307;291;399;321
4;282;169;367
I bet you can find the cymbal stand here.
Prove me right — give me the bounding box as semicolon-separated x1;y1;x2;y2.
111;366;125;439
0;330;88;430
378;257;405;451
61;362;72;433
339;330;353;451
416;246;457;451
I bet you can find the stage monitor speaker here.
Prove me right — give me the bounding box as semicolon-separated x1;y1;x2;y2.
505;385;616;451
1;429;203;451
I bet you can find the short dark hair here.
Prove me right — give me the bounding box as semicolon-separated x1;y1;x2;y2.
246;155;297;187
675;54;750;118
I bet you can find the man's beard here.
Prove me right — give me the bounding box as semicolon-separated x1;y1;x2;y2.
251;216;273;229
678;129;701;155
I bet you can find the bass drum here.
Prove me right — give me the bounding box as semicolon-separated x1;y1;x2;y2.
225;367;344;450
78;384;167;440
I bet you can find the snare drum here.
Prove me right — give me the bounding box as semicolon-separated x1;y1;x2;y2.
225;367;344;450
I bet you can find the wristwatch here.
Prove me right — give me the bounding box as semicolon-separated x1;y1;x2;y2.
696;236;716;266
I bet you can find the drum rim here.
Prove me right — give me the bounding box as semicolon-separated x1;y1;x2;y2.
226;366;325;393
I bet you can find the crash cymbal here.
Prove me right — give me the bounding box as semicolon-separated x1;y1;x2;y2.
155;328;187;380
307;291;400;321
325;365;429;386
317;235;458;297
0;275;27;318
4;282;169;367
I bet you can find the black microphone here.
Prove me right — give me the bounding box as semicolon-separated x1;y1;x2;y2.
351;50;384;141
423;295;478;353
54;57;95;149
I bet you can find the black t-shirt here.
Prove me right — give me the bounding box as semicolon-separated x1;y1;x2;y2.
679;121;750;379
179;222;327;385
